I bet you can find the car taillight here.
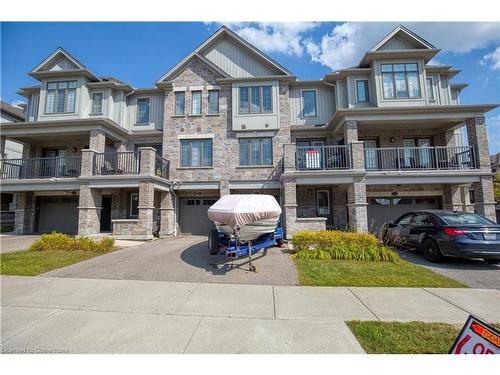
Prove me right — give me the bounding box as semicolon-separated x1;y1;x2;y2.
444;227;465;237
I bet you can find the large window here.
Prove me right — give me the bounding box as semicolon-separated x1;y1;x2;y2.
239;138;272;166
381;63;420;99
174;91;185;116
302;90;317;117
136;98;150;124
208;90;219;114
180;139;212;167
356;80;369;103
45;80;77;113
191;91;202;115
91;92;103;114
238;86;272;114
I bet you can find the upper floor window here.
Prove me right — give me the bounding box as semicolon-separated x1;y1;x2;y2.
191;91;202;115
239;137;273;166
91;92;103;114
208;90;219;114
426;77;434;100
356;80;369;103
180;139;212;167
302;90;317;117
136;98;150;124
174;92;185;116
381;63;420;99
45;80;77;114
238;86;272;114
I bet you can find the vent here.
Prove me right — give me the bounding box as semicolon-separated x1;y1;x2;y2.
241;124;246;129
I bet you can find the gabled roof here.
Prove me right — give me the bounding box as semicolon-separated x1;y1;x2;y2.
0;101;25;121
29;47;99;81
156;26;294;83
370;25;436;52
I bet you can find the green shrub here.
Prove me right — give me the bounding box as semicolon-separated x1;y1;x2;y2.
291;230;399;263
29;233;115;253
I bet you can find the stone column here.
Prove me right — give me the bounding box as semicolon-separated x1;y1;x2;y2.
461;186;475;213
343;120;364;170
220;180;230;196
443;184;463;211
466;117;491;170
347;178;368;233
139;147;156;176
78;184;102;236
282;177;297;239
80;149;96;177
14;192;36;234
472;176;496;222
89;129;106;152
115;142;128;153
137;181;155;239
159;190;176;238
343;120;358;142
283;143;296;172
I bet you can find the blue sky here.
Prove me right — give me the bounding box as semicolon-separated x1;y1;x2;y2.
1;22;499;152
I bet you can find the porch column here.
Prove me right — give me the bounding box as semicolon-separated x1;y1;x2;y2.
115;142;128;153
78;184;102;236
80;149;96;177
461;186;475;213
443;184;463;211
139;147;156;175
220;180;230;196
0;136;6;159
159;190;176;238
282;177;297;240
137;181;155;240
466;117;490;170
13;192;36;234
89;129;106;153
343;120;364;170
472;176;496;222
283;143;296;172
347;178;368;233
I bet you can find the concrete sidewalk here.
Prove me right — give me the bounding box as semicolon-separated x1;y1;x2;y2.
1;276;499;353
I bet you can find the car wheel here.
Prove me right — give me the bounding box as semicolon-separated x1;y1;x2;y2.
485;259;500;265
421;238;444;262
208;229;220;255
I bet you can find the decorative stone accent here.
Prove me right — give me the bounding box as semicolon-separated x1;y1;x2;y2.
159;190;176;237
89;129;106;153
443;184;463;211
466;117;491;170
13;192;36;234
80;149;96;177
139;147;156;175
472;176;496;222
78;184;102;236
347;178;368;233
283;143;295;172
350;141;365;170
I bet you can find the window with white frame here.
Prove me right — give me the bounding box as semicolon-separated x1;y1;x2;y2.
426;77;434;100
91;92;103;114
238;86;272;114
136;98;150;124
356;80;369;103
208;90;219;114
174;92;185;115
129;193;139;218
239;138;272;166
180;139;212;167
302;90;317;117
191;91;202;115
45;80;77;113
381;63;420;99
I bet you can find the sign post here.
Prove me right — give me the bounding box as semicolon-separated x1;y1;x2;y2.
450;315;500;354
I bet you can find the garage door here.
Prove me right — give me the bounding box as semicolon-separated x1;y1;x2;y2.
37;196;79;234
368;196;440;234
180;198;218;235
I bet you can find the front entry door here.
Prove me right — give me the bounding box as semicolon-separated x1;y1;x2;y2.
100;196;112;232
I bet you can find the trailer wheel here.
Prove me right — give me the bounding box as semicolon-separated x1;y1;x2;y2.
208;230;220;255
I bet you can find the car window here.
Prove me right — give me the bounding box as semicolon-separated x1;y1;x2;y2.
439;213;493;225
411;214;434;226
396;214;413;225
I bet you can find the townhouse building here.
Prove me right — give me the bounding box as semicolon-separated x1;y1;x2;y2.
0;25;497;240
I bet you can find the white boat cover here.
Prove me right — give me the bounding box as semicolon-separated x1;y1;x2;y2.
207;194;282;228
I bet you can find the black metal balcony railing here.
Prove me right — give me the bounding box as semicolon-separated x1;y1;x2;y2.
0;156;82;180
296;145;351;170
364;146;476;171
155;155;169;179
93;152;140;175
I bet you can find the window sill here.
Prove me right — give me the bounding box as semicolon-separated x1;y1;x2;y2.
171;115;186;118
206;113;220;117
89;112;103;116
134;123;151;126
187;114;203;117
235;165;274;169
177;166;214;170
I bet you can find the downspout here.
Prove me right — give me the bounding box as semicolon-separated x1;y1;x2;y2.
169;181;182;236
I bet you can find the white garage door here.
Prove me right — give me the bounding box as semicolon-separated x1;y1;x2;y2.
180;198;218;235
368;196;440;234
37;196;79;234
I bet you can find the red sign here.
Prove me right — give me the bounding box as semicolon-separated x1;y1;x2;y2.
450;315;500;354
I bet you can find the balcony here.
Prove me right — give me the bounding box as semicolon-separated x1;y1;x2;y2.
296;145;351;170
364;146;476;171
0;156;82;180
93;152;140;175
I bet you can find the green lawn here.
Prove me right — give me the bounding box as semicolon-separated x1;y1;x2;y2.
347;321;461;354
1;250;113;276
294;258;467;288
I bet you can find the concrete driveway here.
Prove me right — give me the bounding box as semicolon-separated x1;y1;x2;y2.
399;249;500;289
43;235;298;286
0;235;41;254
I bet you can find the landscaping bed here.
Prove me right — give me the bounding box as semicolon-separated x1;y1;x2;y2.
347;321;461;354
0;233;115;276
291;230;466;288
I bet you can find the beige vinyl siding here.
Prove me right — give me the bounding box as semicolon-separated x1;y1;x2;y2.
289;85;336;126
126;94;164;130
439;76;451;105
378;37;416;51
46;57;80;71
336;80;348;109
26;93;40;122
346;75;374;108
203;38;279;77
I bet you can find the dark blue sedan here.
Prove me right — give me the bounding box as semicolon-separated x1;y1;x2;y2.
380;210;500;263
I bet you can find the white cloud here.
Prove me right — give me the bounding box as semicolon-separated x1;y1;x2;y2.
218;22;318;57
486;114;500;154
481;46;500;70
